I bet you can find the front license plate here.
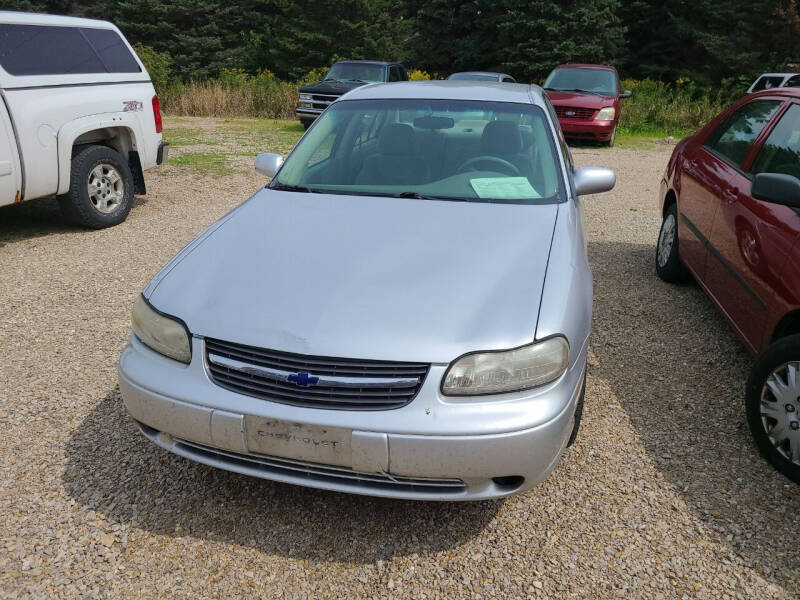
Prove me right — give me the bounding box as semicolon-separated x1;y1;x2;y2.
244;417;352;467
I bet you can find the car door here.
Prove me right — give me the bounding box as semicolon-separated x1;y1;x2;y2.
706;100;800;351
0;95;21;207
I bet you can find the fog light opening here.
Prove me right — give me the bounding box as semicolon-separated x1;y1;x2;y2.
492;475;524;491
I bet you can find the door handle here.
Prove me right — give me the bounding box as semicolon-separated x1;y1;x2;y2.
722;187;738;204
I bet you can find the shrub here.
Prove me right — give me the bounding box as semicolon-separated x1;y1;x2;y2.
618;79;729;137
407;69;431;81
134;44;172;95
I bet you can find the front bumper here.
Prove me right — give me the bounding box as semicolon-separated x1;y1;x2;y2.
119;335;587;500
296;108;323;122
558;118;616;142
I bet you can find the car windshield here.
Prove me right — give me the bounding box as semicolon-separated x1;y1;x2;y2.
324;63;385;83
544;67;617;96
271;98;565;204
449;73;498;81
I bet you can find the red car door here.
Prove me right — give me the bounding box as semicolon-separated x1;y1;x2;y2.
677;139;733;277
703;99;794;352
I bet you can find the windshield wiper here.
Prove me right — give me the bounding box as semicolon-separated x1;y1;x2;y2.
344;78;368;83
269;182;320;193
547;87;604;95
391;191;469;202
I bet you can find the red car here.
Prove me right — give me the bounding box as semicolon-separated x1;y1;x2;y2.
656;88;800;483
544;64;631;147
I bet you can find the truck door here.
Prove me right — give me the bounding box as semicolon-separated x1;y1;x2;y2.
0;96;21;207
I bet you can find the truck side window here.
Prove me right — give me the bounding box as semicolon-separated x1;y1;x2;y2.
0;24;140;76
389;66;402;82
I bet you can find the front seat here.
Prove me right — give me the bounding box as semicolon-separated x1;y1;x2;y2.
478;120;531;177
356;123;429;185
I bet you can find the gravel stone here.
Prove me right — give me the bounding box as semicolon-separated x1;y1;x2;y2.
1;120;798;598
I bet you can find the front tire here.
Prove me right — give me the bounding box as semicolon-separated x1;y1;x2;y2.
605;126;616;147
301;119;313;131
567;372;586;447
746;336;800;484
655;203;689;283
58;145;134;229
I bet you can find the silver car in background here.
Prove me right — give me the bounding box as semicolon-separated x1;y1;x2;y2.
119;81;615;500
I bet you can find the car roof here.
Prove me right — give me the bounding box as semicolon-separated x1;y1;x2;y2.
341;80;542;105
449;72;509;78
748;87;800;99
555;63;617;72
335;60;398;66
0;10;116;29
754;73;796;78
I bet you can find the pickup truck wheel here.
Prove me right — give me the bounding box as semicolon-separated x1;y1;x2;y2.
58;145;134;229
745;335;800;484
301;119;313;131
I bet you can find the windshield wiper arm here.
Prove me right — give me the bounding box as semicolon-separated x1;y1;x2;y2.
391;191;469;202
269;182;319;193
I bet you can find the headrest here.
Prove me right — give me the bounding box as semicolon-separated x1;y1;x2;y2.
379;123;416;155
481;120;523;155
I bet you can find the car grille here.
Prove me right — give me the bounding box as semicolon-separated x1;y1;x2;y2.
311;93;338;110
171;437;466;494
554;106;596;120
205;338;429;410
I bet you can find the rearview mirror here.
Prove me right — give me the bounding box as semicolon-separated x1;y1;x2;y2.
620;90;632;98
751;173;800;208
254;152;283;177
573;166;615;196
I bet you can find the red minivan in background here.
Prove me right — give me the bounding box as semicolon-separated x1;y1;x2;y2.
543;64;630;147
655;88;800;484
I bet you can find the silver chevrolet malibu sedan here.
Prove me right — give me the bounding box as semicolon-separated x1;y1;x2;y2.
119;81;615;500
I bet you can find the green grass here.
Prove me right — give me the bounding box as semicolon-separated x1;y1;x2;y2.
163;127;207;147
170;151;237;176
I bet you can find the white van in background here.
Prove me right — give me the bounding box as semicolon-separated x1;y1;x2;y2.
746;72;800;94
0;11;167;228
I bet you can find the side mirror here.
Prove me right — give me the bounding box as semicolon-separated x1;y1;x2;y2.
254;152;283;177
573;166;615;196
620;90;632;98
751;173;800;208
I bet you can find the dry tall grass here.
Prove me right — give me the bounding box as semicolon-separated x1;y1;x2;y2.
161;80;298;119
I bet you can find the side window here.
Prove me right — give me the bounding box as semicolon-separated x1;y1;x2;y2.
543;96;573;171
81;28;140;73
752;76;785;92
388;66;402;82
706;101;782;167
751;103;800;179
784;75;800;88
0;24;140;76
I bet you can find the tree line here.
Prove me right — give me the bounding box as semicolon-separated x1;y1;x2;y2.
5;0;800;89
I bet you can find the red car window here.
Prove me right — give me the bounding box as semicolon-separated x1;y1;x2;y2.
751;103;800;179
706;100;782;167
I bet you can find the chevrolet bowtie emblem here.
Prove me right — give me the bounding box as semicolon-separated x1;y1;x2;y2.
287;372;320;387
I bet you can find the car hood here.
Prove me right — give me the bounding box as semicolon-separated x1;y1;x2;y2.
298;80;365;95
147;190;560;364
546;90;616;108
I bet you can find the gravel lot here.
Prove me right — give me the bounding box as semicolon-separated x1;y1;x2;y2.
1;120;798;598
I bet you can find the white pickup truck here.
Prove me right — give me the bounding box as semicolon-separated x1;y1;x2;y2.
0;12;167;228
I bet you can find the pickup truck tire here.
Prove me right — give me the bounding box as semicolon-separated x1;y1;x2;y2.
301;119;313;130
58;145;134;229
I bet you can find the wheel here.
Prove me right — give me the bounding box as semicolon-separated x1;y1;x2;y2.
745;335;800;484
567;371;586;447
58;145;134;229
301;120;313;131
655;203;690;283
605;126;616;147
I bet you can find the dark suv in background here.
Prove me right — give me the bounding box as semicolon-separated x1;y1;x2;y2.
296;60;408;129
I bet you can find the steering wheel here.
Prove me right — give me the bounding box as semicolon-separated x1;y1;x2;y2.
457;156;520;176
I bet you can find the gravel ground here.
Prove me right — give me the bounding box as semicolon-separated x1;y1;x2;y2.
1;120;798;598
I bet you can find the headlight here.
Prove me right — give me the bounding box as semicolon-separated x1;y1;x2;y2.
131;295;191;364
299;93;313;101
596;106;615;121
442;337;569;396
